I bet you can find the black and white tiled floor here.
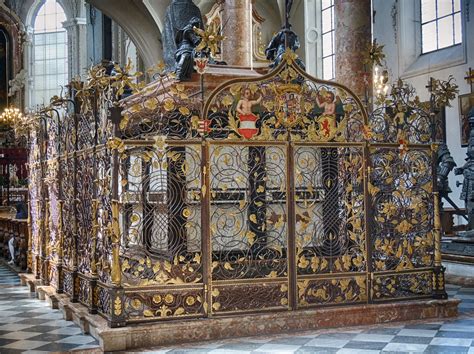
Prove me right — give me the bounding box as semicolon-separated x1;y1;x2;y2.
139;283;474;354
0;264;100;353
1;262;474;353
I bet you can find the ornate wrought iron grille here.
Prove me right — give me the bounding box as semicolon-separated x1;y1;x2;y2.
27;52;444;327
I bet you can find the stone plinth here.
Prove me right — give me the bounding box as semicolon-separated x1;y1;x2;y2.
19;272;460;352
65;296;460;351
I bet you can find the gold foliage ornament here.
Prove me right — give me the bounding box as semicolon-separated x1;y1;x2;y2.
362;39;386;67
429;76;459;109
193;21;226;57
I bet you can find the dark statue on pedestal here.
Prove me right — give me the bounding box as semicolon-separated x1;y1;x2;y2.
175;17;202;81
265;0;305;70
265;27;305;70
455;108;474;231
163;0;204;75
437;143;456;197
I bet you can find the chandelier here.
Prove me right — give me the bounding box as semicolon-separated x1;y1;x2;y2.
374;66;389;97
0;106;24;126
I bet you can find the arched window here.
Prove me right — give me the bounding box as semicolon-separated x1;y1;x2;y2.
32;0;68;106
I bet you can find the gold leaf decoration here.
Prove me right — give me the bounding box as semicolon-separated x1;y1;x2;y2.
174;307;185;315
143;309;154;317
114;297;122;316
179;106;191;115
164;99;175;112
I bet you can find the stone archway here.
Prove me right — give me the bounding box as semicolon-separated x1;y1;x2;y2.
87;0;162;69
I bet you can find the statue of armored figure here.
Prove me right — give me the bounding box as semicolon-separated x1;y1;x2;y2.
265;26;305;70
175;17;202;81
265;0;305;70
437;143;456;196
163;0;204;71
455;108;474;230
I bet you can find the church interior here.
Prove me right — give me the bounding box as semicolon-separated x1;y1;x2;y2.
0;0;474;353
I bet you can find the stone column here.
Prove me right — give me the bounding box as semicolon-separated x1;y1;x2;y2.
63;18;88;80
23;26;35;108
335;0;372;99
222;0;252;67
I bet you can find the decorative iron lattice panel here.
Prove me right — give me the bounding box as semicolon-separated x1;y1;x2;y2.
48;262;59;289
294;145;366;277
96;147;113;284
297;276;367;306
209;143;289;313
209;143;289;280
78;275;91;308
46;180;60;262
204;56;367;143
61;112;76;154
77;112;95;151
60;155;76;270
77;152;94;275
28;134;42;269
372;271;433;301
370;85;432;144
211;282;289;314
63;269;74;297
118;143;203;287
123;287;205;321
120;78;201;140
369;147;434;272
97;284;111;317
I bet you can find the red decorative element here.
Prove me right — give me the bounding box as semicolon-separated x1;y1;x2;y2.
238;113;259;139
321;118;331;137
198;119;211;135
194;57;209;75
362;125;373;140
398;139;408;156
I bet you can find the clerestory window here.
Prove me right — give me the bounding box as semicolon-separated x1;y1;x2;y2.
421;0;462;54
321;0;335;80
32;0;68;106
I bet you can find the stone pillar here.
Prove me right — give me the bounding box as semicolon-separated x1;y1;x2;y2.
222;0;252;67
335;0;372;99
23;26;34;108
63;18;88;80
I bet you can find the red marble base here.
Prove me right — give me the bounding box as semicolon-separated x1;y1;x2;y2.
93;298;459;351
19;271;460;351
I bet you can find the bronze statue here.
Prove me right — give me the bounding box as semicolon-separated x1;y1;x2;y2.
455;108;474;229
265;26;305;70
437;143;456;196
163;0;204;71
175;17;202;81
265;0;305;70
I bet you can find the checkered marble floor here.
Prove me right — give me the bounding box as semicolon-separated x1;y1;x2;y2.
1;263;474;354
0;264;100;353
138;283;474;354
